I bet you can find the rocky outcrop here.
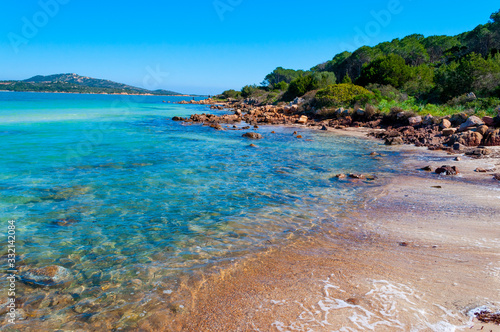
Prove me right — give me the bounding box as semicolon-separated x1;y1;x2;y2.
172;98;500;150
448;131;483;147
483;128;500;146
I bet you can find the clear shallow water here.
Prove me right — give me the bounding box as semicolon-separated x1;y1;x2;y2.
0;92;401;328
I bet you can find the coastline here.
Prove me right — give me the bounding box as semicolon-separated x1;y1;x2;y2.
139;143;500;332
2;98;499;330
0;90;197;97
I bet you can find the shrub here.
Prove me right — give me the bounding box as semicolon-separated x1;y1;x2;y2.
366;83;408;102
241;85;259;98
273;81;289;91
357;54;412;88
315;84;373;107
221;89;241;99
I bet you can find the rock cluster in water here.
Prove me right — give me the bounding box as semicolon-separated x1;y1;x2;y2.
172;101;500;153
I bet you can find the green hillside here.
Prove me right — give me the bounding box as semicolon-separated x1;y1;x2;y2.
221;9;500;116
0;73;182;95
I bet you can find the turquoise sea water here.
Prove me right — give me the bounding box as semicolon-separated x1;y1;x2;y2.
0;92;400;328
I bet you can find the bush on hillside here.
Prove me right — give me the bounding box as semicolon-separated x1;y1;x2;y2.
221;89;241;99
315;84;373;107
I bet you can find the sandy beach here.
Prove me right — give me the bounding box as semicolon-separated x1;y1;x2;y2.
135;140;500;332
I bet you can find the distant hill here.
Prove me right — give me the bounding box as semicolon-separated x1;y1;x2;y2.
0;73;183;95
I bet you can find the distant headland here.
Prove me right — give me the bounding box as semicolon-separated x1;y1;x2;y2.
0;73;196;96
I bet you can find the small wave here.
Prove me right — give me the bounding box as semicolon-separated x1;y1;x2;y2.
268;277;472;331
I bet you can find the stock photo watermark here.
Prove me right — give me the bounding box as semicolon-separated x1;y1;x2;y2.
8;0;70;54
213;0;242;21
339;0;407;51
6;220;17;325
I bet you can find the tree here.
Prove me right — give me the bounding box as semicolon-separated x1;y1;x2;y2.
273;81;289;91
357;54;412;88
402;64;435;97
264;67;306;86
285;75;315;100
241;85;259;98
312;72;337;88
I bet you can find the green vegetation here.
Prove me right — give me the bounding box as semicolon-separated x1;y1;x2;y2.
0;73;182;95
315;84;372;107
219;9;500;117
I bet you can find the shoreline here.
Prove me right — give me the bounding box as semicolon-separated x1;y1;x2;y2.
142;144;500;331
3;103;499;330
0;90;198;97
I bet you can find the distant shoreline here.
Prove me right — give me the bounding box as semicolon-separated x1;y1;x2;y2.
0;90;203;97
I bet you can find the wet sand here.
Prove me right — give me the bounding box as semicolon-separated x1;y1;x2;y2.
137;146;500;332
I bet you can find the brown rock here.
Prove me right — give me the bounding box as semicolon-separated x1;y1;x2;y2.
335;174;346;179
408;116;422;126
475;125;488;136
442;128;456;137
20;266;72;287
483;128;500;146
494;174;500;181
482;116;494;126
385;137;404;145
346;298;360;305
435;165;458;175
465;148;491;156
448;131;483;147
297;115;308;124
421;166;433;172
242;132;262;139
440;118;452;129
459;116;484;132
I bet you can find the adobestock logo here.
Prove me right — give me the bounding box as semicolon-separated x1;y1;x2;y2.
8;0;70;54
339;0;406;51
213;0;243;22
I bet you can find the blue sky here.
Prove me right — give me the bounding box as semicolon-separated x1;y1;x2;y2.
1;1;498;95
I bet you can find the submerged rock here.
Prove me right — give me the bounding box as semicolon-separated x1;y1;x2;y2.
242;132;262;139
20;265;72;288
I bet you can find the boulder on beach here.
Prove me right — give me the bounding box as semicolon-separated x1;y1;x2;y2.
459;116;484;132
385;137;404;145
483;128;500;146
448;131;483;147
435;165;459;175
297;115;308;124
440;118;452;129
242;132;262;139
408;116;422;126
20;265;72;288
442;128;456;137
